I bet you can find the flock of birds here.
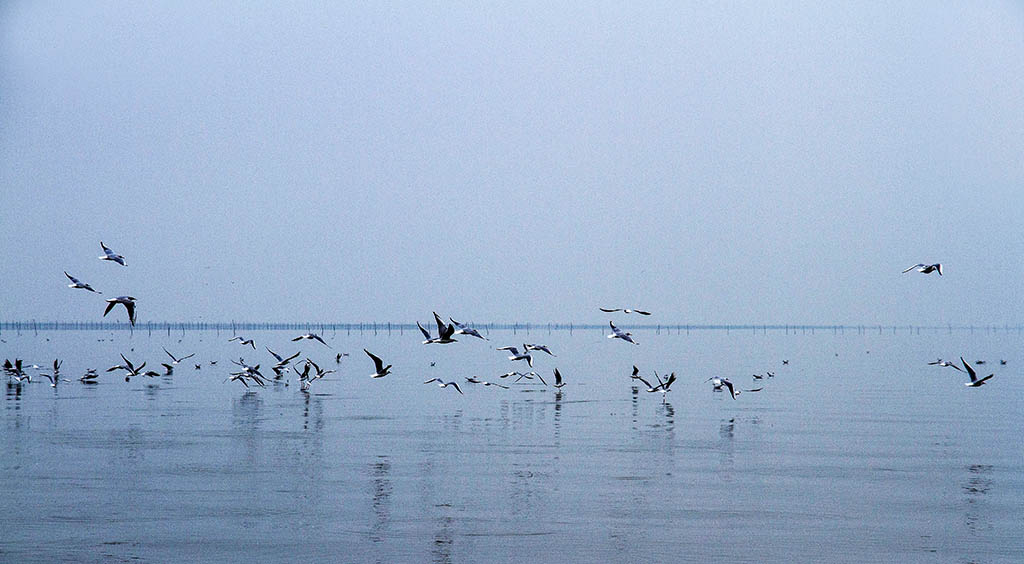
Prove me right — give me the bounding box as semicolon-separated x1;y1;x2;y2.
0;251;1002;397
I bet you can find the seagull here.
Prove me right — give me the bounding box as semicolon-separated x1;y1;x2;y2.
163;347;195;365
514;371;547;385
496;345;533;367
552;368;566;389
782;360;789;365
607;321;639;345
902;263;942;276
961;356;994;388
364;349;392;378
98;242;126;266
292;333;330;347
79;369;99;383
418;313;457;344
228;336;256;349
1000;359;1007;365
423;378;463;394
449;317;487;340
525;344;555;356
267;347;301;378
704;376;724;390
634;373;665;393
107;354;145;381
600;307;651;315
928;359;963;371
64;271;101;293
103;296;136;326
499;371;526;379
304;358;335;381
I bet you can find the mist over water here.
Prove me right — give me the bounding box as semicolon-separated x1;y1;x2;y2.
2;329;1021;563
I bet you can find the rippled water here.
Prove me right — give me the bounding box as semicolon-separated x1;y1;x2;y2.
1;328;1021;563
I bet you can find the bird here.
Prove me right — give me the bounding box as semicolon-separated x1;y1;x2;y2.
1000;359;1007;365
163;347;195;365
552;368;566;389
496;345;533;367
364;349;392;378
902;263;942;276
928;359;963;372
98;242;126;266
79;369;99;383
423;378;463;394
634;372;667;394
418;313;457;344
449;318;487;340
161;363;174;375
782;360;789;365
607;321;639;345
103;296;136;326
525;344;555;356
107;354;145;381
228;336;256;349
514;371;547;385
64;271;101;293
292;333;330;347
600;307;651;315
961;356;994;388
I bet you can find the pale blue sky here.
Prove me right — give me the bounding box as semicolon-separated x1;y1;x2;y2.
2;2;1022;325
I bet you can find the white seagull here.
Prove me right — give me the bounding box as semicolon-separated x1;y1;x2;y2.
928;359;963;372
902;263;942;276
961;356;994;388
449;317;488;340
364;349;392;378
552;368;566;389
292;333;330;347
98;242;126;266
64;271;101;293
424;378;463;394
228;336;256;349
103;296;136;326
600;307;651;315
163;347;195;365
607;321;639;345
525;344;555;356
497;345;534;367
418;313;457;344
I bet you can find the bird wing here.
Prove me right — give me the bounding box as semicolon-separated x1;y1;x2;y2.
164;347;178;362
722;379;737;399
961;356;977;382
65;271;80;284
634;375;653;389
600;308;621;313
902;264;925;273
553;368;562;386
664;373;676;390
365;349;384;372
936;264;943;276
635;310;652;315
103;301;116;317
424;378;440;384
123;301;136;325
266;347;283;362
417;321;431;340
433;312;447;335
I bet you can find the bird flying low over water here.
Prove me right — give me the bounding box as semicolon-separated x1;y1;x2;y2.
424;378;463;394
163;347;195;365
64;271;101;293
902;263;942;275
98;242;126;266
552;368;566;389
607;321;639;345
961;356;994;388
103;296;136;326
525;344;555;356
496;345;534;367
364;349;392;378
228;336;256;349
928;359;963;371
418;313;457;344
600;307;651;315
292;333;330;347
449;318;487;340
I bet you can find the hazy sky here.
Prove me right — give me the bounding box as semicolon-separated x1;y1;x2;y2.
2;2;1022;325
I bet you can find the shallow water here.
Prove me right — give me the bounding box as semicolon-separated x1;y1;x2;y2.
1;328;1021;563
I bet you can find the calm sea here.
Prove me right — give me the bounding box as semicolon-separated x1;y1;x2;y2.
1;328;1021;563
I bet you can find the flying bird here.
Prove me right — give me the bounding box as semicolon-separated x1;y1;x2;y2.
364;349;392;378
600;307;651;315
423;378;463;394
525;344;555;356
228;336;256;349
902;263;942;276
496;345;534;367
418;313;457;344
98;242;126;266
163;347;195;365
292;333;330;347
927;359;963;372
607;321;639;345
64;271;101;293
449;317;487;340
552;368;566;389
103;296;136;326
961;356;994;388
